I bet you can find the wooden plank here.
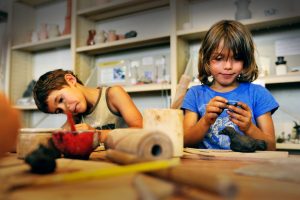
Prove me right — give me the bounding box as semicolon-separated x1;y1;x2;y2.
183;148;289;161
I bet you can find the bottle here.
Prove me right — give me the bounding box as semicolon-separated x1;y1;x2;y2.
275;56;287;75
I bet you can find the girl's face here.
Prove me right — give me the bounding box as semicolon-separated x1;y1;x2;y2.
209;43;244;90
47;84;87;115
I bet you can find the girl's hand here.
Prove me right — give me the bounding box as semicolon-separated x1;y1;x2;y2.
203;96;228;125
75;123;95;131
227;102;252;132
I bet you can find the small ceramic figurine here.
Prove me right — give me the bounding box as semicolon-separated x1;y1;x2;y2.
87;29;96;45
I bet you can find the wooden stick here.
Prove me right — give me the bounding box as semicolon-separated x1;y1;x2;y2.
106;149;238;198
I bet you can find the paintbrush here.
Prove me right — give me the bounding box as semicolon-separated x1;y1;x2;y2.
64;101;76;132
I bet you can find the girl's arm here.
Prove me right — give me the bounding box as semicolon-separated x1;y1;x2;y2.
108;85;143;128
228;103;276;150
184;96;228;147
183;110;210;146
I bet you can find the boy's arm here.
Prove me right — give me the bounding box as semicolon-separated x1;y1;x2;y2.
108;86;143;128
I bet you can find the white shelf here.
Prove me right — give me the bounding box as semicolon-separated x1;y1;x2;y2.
177;13;300;41
12;34;71;52
188;73;300;88
258;73;300;84
14;105;38;110
276;143;300;150
76;34;170;55
77;0;169;21
123;83;171;93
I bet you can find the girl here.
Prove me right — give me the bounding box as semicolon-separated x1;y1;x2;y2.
181;20;279;150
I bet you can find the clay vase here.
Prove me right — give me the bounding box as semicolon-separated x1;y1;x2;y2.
63;0;72;35
48;24;60;38
86;29;96;45
38;24;48;40
107;29;117;42
235;0;251;20
95;30;106;44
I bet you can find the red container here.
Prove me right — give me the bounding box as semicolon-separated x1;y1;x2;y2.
52;130;99;159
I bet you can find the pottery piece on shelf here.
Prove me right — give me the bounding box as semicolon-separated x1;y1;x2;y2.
87;29;96;45
48;24;60;38
125;30;137;38
235;0;251;20
38;23;48;40
107;29;117;42
95;30;106;44
63;0;72;35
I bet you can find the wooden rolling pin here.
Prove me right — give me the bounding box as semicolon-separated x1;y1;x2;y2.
106;149;238;198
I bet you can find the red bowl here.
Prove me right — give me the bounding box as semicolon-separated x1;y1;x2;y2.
52;130;99;159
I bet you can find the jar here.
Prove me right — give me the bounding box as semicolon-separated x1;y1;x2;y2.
48;24;60;38
107;29;117;42
275;56;287;75
95;30;106;44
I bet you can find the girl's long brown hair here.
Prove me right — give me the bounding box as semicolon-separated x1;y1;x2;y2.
198;20;258;85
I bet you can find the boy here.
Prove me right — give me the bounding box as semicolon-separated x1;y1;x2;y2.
33;69;143;142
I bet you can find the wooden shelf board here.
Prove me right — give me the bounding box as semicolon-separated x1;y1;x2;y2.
14;105;38;110
17;0;62;7
177;14;300;41
258;73;300;84
77;0;169;21
76;34;170;55
12;35;71;52
123;83;171;93
276;143;300;150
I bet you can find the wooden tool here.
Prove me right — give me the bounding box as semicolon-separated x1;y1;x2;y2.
106;149;238;198
2;157;179;192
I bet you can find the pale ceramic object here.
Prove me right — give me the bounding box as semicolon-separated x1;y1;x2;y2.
95;30;106;44
48;24;60;38
38;23;48;40
235;0;251;20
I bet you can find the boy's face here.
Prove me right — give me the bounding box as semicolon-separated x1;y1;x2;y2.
46;85;87;115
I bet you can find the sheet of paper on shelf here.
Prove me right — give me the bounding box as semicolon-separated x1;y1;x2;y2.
275;37;300;56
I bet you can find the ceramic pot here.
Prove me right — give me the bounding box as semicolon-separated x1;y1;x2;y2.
95;30;106;44
235;0;251;20
38;24;48;40
107;29;117;42
48;24;60;38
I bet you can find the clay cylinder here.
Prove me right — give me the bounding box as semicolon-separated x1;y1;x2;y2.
105;128;173;160
143;109;184;157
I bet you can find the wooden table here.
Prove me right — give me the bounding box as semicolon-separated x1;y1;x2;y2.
1;151;300;200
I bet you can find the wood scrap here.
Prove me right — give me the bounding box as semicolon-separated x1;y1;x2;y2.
235;157;300;183
183;148;289;161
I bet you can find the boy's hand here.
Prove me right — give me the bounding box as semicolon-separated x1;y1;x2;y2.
227;102;252;132
203;96;227;125
75;123;95;131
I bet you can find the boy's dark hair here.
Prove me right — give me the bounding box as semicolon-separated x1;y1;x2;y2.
33;69;83;113
198;20;258;85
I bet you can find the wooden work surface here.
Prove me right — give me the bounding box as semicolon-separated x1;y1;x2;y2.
1;151;300;200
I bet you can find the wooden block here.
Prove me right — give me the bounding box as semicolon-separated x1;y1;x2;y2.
16;128;58;159
143;109;184;157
